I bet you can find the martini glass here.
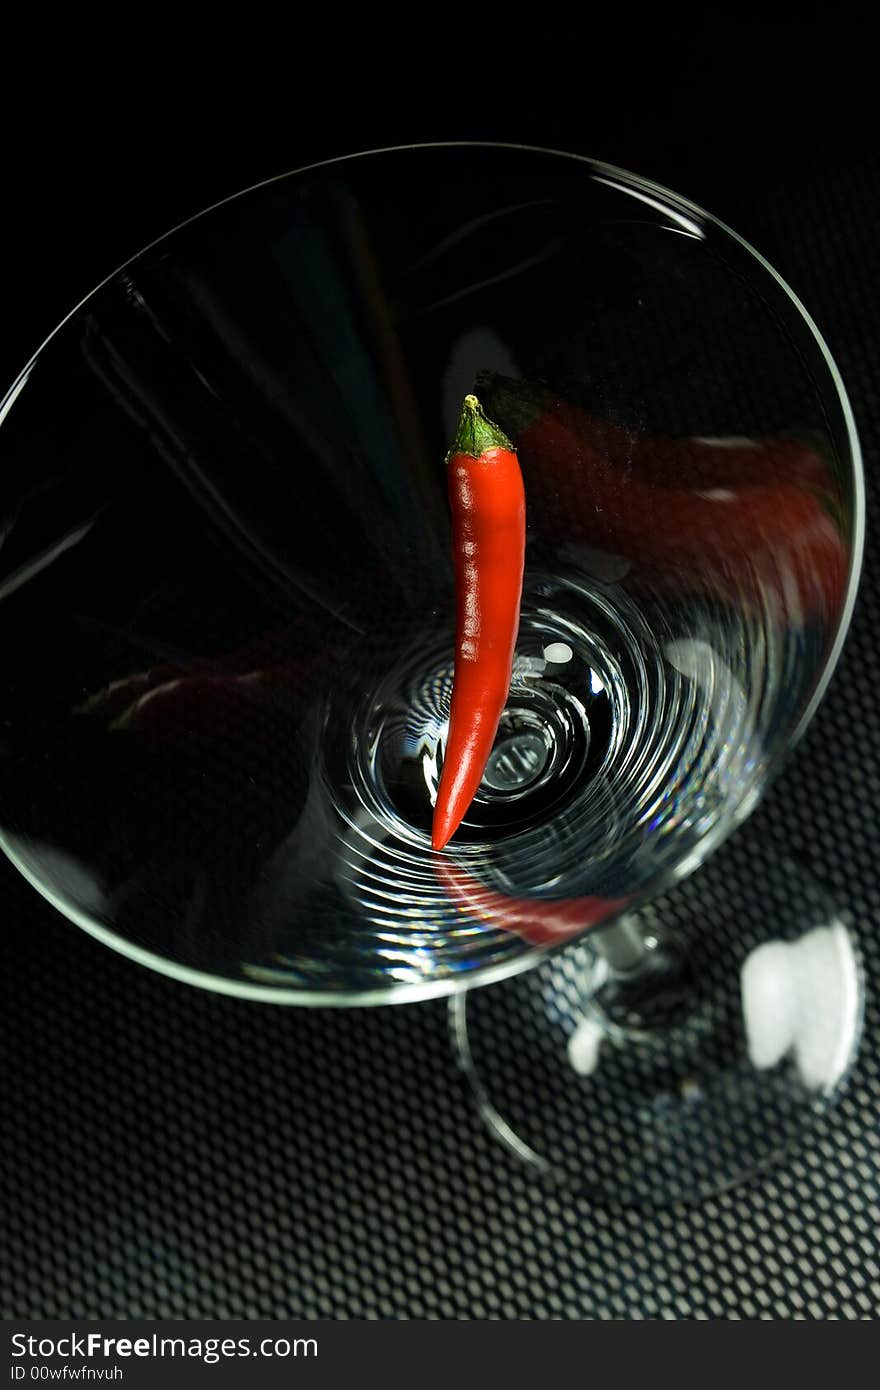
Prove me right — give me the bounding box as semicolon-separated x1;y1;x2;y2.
0;144;863;1203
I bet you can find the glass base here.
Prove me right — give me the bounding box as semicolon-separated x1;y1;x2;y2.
450;858;863;1205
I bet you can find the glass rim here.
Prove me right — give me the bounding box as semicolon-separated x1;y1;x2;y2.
0;140;865;1007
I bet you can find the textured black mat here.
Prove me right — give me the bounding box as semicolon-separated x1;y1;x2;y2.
2;23;878;1322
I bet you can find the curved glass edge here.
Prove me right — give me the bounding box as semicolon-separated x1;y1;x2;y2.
581;154;865;743
0;787;785;1009
0;142;866;1007
0;823;596;1008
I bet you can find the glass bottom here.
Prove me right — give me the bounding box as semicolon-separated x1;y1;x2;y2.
450;858;863;1205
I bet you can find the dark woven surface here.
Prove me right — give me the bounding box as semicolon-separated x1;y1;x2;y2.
2;72;879;1321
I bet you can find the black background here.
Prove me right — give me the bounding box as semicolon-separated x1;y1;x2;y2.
2;12;879;1318
1;11;874;384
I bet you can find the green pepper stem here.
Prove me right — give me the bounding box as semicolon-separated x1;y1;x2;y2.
449;393;515;461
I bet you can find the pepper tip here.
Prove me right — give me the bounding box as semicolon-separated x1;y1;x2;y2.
431;799;460;852
431;825;453;853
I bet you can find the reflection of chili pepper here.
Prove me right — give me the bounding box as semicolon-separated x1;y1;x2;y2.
103;668;302;738
435;857;627;947
478;372;834;495
74;632;327;741
432;396;526;852
478;373;847;622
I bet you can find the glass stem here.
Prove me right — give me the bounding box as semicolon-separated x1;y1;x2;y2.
592;914;656;975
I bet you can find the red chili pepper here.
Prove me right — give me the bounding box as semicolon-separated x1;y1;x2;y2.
435;857;628;947
432;395;526;851
477;374;847;623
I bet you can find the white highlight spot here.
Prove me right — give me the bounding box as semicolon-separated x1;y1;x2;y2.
691;436;759;449
592;175;705;238
741;923;861;1090
0;516;100;603
0;365;34;428
567;1015;605;1075
543;642;573;665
